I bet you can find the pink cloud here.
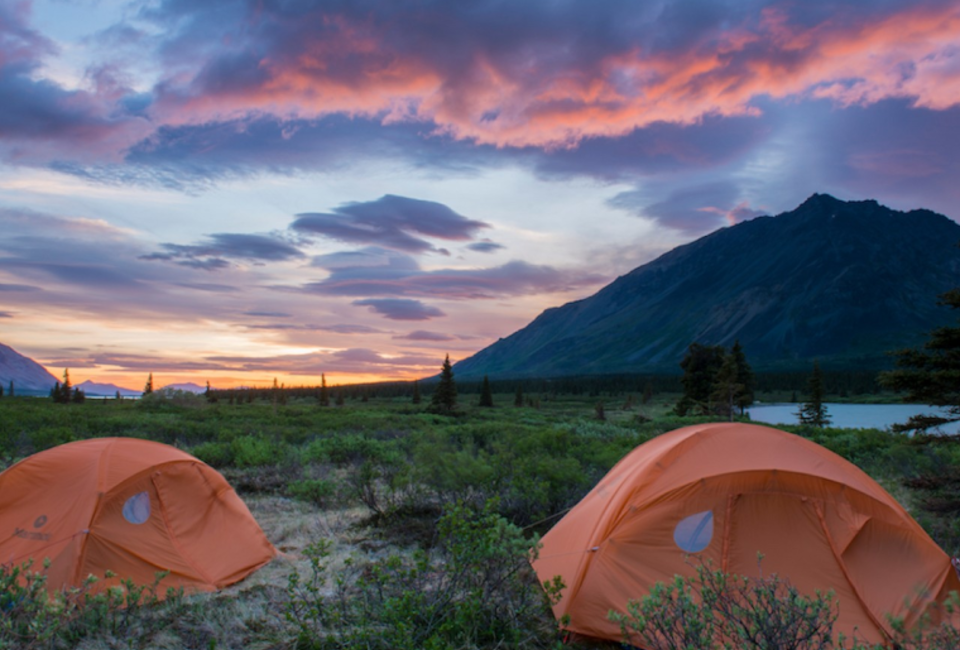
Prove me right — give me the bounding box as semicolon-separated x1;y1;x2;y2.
148;2;960;149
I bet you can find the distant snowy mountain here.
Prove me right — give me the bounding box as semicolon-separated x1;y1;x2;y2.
0;343;58;394
159;382;207;394
76;380;141;397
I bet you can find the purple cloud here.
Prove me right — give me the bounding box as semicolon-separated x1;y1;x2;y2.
142;233;305;269
0;283;41;292
352;299;446;321
243;310;293;318
292;195;489;253
244;323;385;334
0;311;12;318
0;3;147;164
307;256;606;300
609;181;767;234
467;241;505;253
204;348;438;375
393;330;457;342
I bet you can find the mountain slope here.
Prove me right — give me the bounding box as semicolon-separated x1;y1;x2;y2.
0;343;59;393
454;194;960;378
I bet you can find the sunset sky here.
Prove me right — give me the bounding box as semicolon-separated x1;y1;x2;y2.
1;0;959;389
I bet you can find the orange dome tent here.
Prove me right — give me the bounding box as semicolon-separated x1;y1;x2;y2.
0;438;276;595
532;423;960;646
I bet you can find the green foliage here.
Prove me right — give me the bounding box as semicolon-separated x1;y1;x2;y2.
732;340;755;413
880;288;960;433
0;560;185;649
479;375;494;407
138;387;206;411
610;559;841;650
675;343;726;415
710;351;744;421
284;500;555;650
287;478;337;506
231;434;289;468
430;354;458;412
798;360;832;427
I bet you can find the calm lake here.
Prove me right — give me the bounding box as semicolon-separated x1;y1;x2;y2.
747;403;959;434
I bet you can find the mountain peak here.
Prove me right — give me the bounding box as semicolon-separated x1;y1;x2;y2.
453;195;960;378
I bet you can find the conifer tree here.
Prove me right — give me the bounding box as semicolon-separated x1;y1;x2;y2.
798;360;831;427
880;288;960;433
412;380;421;404
72;387;85;403
514;384;523;407
335;389;345;406
7;380;12;397
731;340;755;415
51;381;61;402
60;369;72;405
143;373;154;395
320;373;330;406
710;352;743;422
0;383;4;398
431;354;457;411
479;375;494;407
674;343;725;416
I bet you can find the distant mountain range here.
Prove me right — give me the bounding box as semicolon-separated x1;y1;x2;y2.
454;194;960;379
0;343;59;394
0;343;213;396
76;380;142;397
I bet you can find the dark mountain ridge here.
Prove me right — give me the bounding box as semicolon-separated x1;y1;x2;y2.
0;343;59;394
453;194;960;378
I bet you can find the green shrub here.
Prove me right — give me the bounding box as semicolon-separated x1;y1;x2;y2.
192;440;234;467
287;478;336;507
610;558;841;650
284;500;556;649
0;559;185;649
231;435;288;468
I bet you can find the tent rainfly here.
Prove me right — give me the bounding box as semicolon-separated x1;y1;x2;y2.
0;437;276;595
532;422;960;646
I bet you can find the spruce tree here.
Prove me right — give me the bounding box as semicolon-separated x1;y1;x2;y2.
731;340;755;415
320;373;330;406
60;369;72;405
710;352;743;421
479;375;494;407
798;360;831;427
674;343;725;416
431;354;457;411
51;381;61;402
879;288;960;433
0;383;3;398
143;373;154;395
7;380;12;397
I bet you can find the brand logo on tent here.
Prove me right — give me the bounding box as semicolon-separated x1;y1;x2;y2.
34;514;48;528
14;527;51;542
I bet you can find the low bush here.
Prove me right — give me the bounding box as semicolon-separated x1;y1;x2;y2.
0;559;186;649
610;558;842;650
284;499;559;650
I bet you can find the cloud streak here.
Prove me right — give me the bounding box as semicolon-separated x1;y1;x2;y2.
352;298;446;321
292;195;489;253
